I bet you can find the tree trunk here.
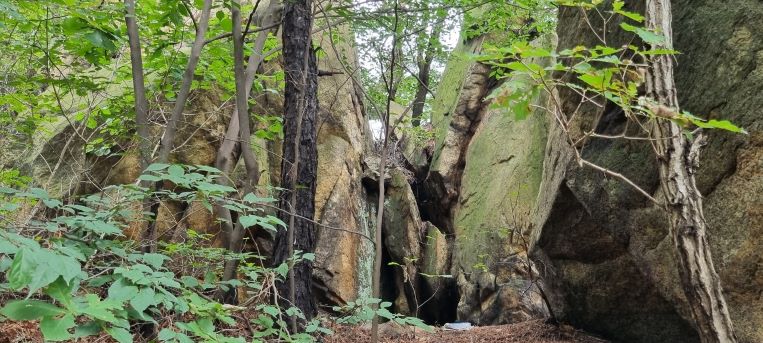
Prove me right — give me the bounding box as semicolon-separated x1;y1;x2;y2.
155;0;213;164
411;17;443;127
123;2;158;338
216;0;282;304
123;0;150;172
272;0;319;327
410;60;430;127
142;0;213;253
645;1;736;342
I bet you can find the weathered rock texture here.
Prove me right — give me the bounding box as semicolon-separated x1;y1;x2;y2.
527;2;763;342
310;27;375;307
422;27;553;325
6;1;762;339
423;2;762;342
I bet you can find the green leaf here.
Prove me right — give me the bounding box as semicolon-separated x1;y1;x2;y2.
108;278;139;302
158;328;176;341
640;48;678;55
261;305;280;317
243;193;276;203
239;215;261;228
84;30;116;51
690;119;747;133
145;163;170;172
45;277;74;306
78;294;119;323
137;174;162;182
180;276;200;288
219;18;232;31
194;165;222;174
613;1;644;22
0;300;65;320
620;22;665;45
40;314;76;341
42;198;63;208
196;182;236;194
84;220;122;235
7;248;81;294
141;253;170;269
578;72;609;91
105;326;133;343
130;287;156;313
505;61;544;76
168;165;185;177
73;321;102;338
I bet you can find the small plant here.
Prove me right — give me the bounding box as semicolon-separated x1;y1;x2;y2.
332;297;432;332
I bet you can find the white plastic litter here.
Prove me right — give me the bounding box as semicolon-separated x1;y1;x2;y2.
443;322;473;331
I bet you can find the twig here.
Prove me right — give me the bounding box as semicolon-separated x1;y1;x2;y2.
580;159;662;206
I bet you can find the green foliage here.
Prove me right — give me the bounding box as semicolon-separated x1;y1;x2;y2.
463;0;555;42
0;165;320;342
332;297;432;332
0;169;31;188
0;0;284;160
482;0;746;135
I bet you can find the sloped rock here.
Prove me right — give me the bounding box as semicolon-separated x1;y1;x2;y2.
308;26;375;307
382;168;424;316
426;27;554;325
528;2;763;342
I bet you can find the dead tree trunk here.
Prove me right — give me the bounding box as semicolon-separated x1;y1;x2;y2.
645;1;736;342
272;0;319;328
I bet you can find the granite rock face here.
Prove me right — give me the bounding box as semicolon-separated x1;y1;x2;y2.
426;2;763;342
421;27;554;326
528;2;763;342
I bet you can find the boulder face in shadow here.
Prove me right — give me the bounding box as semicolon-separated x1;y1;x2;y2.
528;1;763;342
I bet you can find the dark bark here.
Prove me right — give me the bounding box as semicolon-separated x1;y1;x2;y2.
410;12;444;127
410;60;430;127
272;0;319;327
645;1;736;342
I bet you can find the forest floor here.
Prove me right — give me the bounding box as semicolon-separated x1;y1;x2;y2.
325;320;609;343
0;319;608;342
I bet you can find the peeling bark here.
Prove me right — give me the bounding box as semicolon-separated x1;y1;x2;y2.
645;1;737;342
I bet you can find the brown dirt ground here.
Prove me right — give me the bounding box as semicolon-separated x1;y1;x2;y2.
0;321;43;343
0;319;608;342
323;320;609;343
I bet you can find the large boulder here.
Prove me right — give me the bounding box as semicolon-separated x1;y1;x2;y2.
528;1;763;342
310;25;376;307
423;20;554;324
